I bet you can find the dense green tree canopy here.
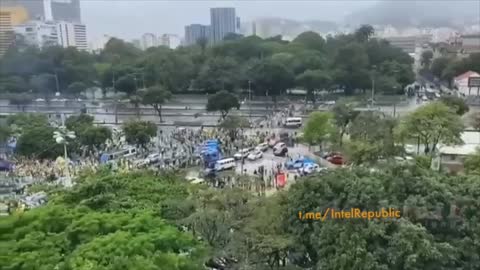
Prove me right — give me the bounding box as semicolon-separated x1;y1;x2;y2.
206;90;240;119
122;119;157;148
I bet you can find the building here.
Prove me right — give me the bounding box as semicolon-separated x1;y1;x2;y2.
159;34;180;49
460;34;480;54
56;21;87;50
89;34;111;52
13;20;58;48
184;24;210;46
2;0;81;22
384;35;432;55
454;71;480;96
439;131;480;173
1;0;45;20
0;6;28;56
51;0;81;23
141;33;156;50
210;7;236;44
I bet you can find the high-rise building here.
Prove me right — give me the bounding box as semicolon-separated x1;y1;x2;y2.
51;0;81;23
13;20;58;48
141;33;156;50
1;0;81;22
0;6;28;56
1;0;45;20
210;7;236;44
90;34;111;52
159;34;180;49
56;21;87;50
184;24;210;46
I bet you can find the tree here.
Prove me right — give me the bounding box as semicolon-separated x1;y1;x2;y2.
464;149;480;174
293;31;325;51
78;126;112;152
16;125;63;159
249;59;295;105
469;112;480;131
115;74;136;95
332;43;370;95
303;112;335;150
195;57;239;92
219;115;250;140
122;120;157;148
206;90;240;120
295;69;332;103
421;50;434;69
129;94;142;118
66;81;87;95
399;102;464;154
141;86;172;123
355;24;375;42
7;93;33;112
431;57;451;79
332;103;359;145
7;113;49;132
439;96;469;115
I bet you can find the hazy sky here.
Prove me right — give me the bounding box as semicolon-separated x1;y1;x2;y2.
80;0;378;40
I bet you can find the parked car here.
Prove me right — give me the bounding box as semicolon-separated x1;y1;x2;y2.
247;150;263;161
302;163;324;174
234;148;251;160
326;154;344;165
273;142;288;156
286;157;315;170
145;153;161;164
255;143;269;152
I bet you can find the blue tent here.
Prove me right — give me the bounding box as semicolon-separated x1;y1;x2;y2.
0;159;13;171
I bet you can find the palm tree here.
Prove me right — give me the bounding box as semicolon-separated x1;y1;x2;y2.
355;24;375;42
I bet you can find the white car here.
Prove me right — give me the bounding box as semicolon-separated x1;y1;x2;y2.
247;150;263;161
35;98;45;102
255;143;269;152
302;163;324;174
405;145;416;155
234;148;251;160
145;153;161;164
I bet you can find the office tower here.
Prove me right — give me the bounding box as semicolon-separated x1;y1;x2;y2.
57;21;88;50
184;24;210;46
51;0;81;23
13;20;58;48
141;33;156;50
210;7;236;44
0;6;28;56
160;34;181;49
1;0;81;23
1;0;45;20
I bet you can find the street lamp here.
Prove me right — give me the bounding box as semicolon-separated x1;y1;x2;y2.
370;65;377;108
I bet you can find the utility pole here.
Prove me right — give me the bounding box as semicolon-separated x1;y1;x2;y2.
112;71;118;124
248;80;252;120
371;65;376;108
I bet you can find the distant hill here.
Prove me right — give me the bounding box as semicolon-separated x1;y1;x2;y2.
346;1;480;29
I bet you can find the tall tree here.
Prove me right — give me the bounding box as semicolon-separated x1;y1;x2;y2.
439;96;469;116
295;69;332;103
355;24;375;42
206;90;240;120
248;59;295;105
421;50;434;69
122;120;157;149
141;86;172;123
399;102;464;154
303;112;335;150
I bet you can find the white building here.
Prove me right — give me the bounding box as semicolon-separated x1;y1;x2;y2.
440;131;480;173
454;71;480;96
13;20;58;48
89;34;111;53
56;21;87;50
141;33;156;50
159;34;180;49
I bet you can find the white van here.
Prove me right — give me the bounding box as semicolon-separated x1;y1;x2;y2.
215;158;236;171
273;142;288;156
284;117;302;128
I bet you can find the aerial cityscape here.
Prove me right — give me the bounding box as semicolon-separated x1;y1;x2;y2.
0;0;479;269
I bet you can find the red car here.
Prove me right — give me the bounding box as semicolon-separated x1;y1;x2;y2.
326;154;344;165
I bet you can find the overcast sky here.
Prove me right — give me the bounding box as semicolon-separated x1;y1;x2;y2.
80;0;378;40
